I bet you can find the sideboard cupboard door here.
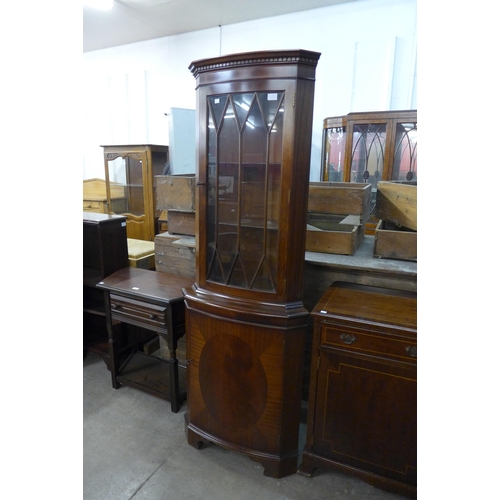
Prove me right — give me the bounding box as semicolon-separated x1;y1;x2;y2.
299;282;417;499
184;49;321;478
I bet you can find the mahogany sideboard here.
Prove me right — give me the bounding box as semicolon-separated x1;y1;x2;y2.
298;281;417;498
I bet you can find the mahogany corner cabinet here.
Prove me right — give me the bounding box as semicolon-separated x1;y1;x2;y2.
183;49;321;478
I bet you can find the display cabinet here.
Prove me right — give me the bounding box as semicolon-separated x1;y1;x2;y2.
320;116;346;182
102;144;169;241
322;111;417;230
344;110;417;186
322;110;417;185
298;281;417;498
183;49;321;478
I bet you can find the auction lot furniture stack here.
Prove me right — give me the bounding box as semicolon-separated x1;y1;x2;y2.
156;174;196;236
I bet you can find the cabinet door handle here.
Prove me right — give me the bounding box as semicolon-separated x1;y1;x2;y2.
149;314;157;320
111;304;120;310
340;333;357;345
405;345;417;358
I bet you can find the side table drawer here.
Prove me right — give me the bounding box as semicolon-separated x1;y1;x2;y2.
110;294;167;331
322;323;417;361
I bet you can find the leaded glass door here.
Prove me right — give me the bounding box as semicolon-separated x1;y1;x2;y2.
205;91;284;292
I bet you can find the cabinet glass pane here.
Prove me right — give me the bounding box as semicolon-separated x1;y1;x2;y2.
323;126;345;182
206;91;284;292
392;122;417;181
107;156;145;216
350;124;386;188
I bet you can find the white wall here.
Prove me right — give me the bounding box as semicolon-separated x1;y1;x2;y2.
83;0;417;181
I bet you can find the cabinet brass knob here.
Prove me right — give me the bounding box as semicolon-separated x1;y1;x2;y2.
340;333;357;345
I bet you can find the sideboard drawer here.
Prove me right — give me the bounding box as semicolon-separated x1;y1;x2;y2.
322;323;417;361
110;294;167;331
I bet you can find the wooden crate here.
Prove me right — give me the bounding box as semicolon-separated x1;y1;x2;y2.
375;181;417;231
167;210;196;236
373;220;417;261
155;232;196;278
306;214;364;255
308;182;372;225
157;210;169;233
156;174;196;212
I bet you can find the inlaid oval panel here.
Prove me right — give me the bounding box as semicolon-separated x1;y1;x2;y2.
199;334;267;430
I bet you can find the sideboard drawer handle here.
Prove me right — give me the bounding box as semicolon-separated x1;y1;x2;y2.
340;333;357;345
149;314;157;320
405;345;417;358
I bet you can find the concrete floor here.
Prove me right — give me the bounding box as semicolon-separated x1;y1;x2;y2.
83;352;408;500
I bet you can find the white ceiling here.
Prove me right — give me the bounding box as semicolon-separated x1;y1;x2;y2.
83;0;354;52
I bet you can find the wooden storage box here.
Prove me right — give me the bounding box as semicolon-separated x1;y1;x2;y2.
127;238;156;269
155;231;196;278
374;220;417;262
308;182;372;225
167;210;196;236
306;214;364;255
375;181;417;231
156;174;196;212
157;210;169;233
83;178;126;214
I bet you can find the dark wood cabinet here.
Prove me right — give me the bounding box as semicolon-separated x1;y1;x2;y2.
83;212;129;365
298;282;417;498
183;49;321;477
97;267;194;413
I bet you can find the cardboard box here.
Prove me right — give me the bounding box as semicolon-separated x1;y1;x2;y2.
373;220;417;261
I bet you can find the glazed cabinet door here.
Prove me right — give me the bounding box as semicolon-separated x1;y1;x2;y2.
102;145;169;241
202;90;285;295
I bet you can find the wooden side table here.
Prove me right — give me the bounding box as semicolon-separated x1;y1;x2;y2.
97;267;194;413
